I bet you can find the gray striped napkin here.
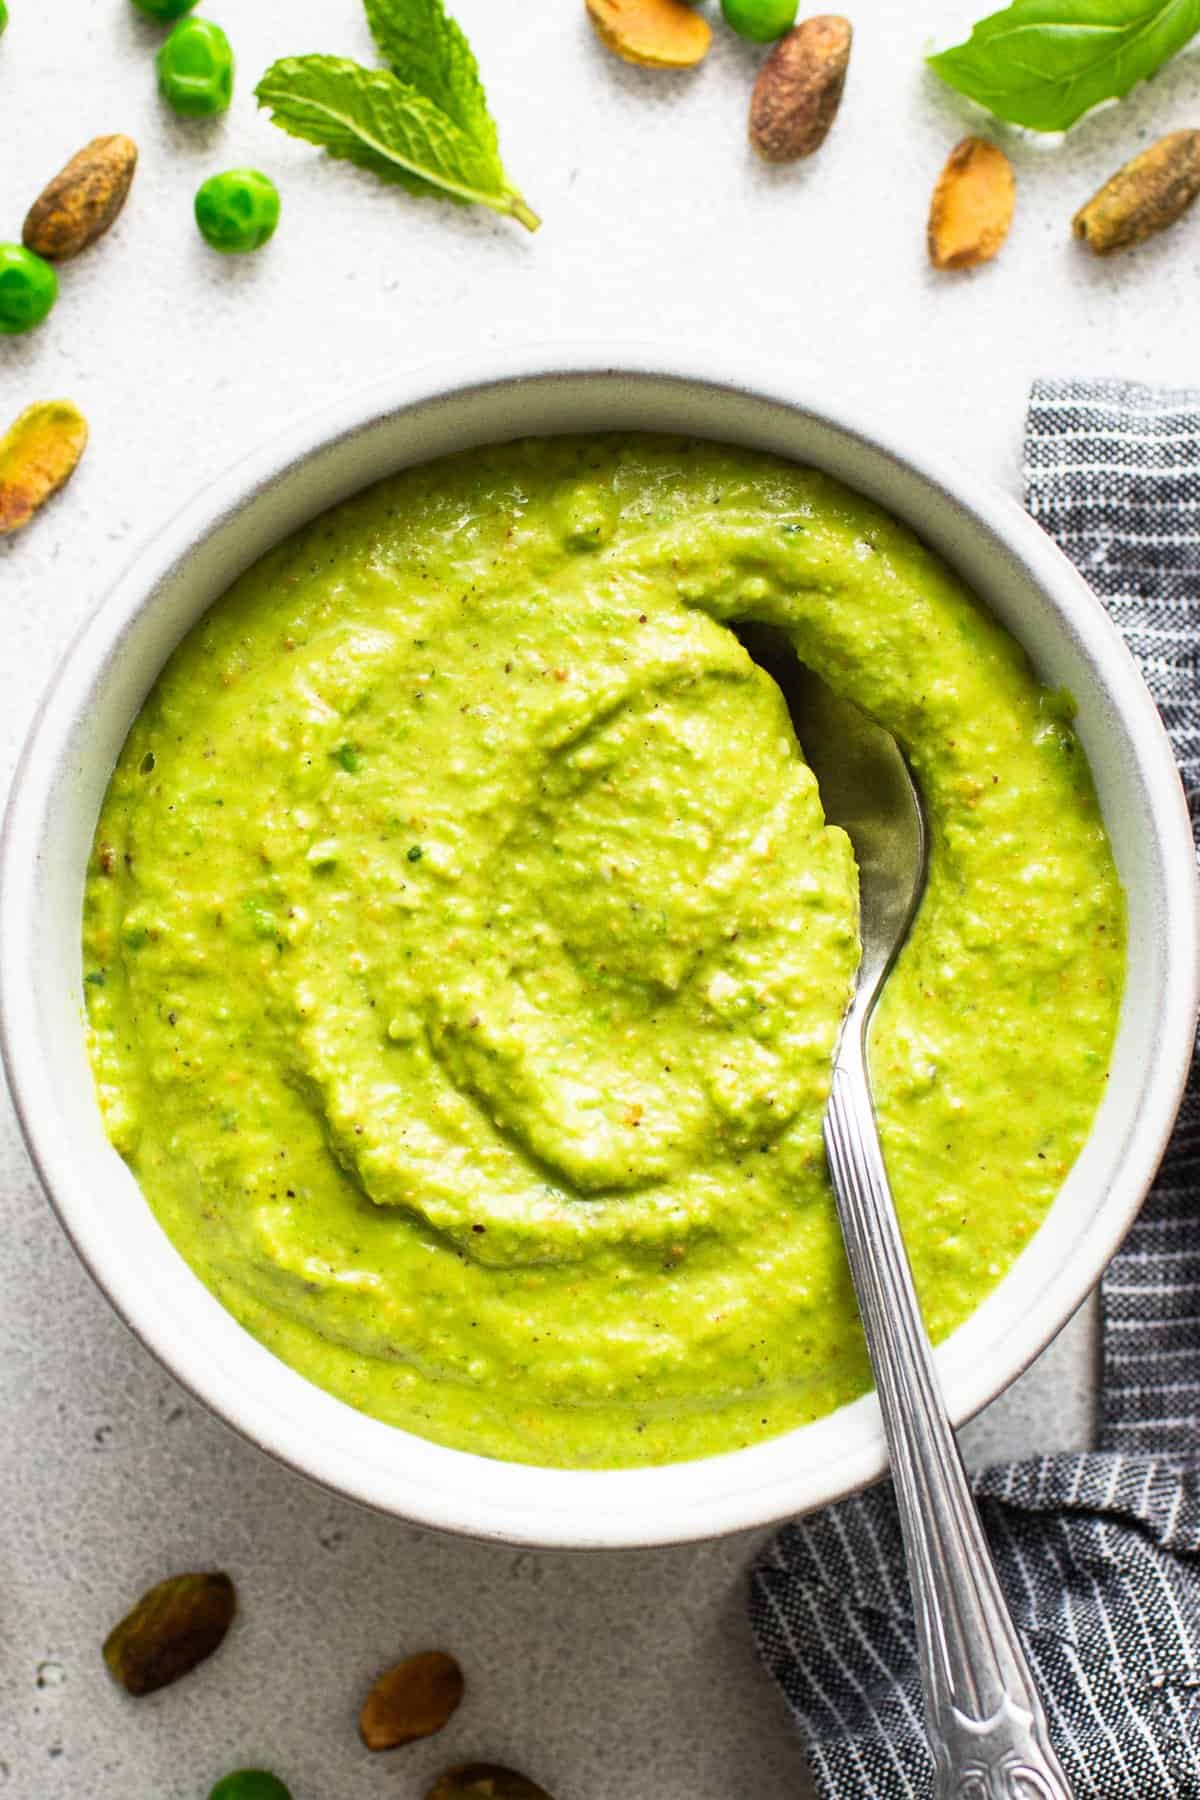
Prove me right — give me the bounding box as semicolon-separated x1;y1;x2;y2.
749;379;1200;1799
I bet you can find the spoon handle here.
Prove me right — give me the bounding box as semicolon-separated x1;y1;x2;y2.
824;1031;1073;1800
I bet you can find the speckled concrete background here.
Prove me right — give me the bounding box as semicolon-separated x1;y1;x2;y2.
0;2;1192;1795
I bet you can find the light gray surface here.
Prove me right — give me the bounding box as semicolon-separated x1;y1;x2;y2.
0;1;1188;1794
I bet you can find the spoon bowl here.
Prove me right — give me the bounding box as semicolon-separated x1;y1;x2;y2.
736;624;927;1005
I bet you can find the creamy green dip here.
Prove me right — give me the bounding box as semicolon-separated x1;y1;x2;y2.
83;437;1124;1468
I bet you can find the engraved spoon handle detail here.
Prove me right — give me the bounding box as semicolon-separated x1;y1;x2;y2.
824;1032;1073;1800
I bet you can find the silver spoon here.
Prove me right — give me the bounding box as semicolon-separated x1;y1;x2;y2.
745;630;1073;1800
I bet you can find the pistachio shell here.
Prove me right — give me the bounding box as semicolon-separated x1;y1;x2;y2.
927;136;1015;271
0;400;89;536
585;0;711;69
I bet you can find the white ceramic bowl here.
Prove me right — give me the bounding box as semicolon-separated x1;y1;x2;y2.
3;348;1196;1549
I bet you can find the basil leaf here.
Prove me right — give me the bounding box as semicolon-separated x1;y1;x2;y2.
256;56;539;230
363;0;498;161
929;0;1200;132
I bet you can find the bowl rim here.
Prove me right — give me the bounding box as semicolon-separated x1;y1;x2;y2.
2;343;1197;1549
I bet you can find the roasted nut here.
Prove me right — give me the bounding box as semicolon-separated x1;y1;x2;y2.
23;135;138;262
585;0;712;68
1074;130;1200;255
750;16;852;163
359;1650;465;1751
426;1767;555;1800
102;1571;236;1697
0;400;89;537
927;136;1015;270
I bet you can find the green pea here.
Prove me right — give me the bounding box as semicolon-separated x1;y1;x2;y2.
0;243;57;335
195;169;281;254
131;0;198;19
720;0;797;41
0;2;8;36
208;1774;292;1800
156;17;233;118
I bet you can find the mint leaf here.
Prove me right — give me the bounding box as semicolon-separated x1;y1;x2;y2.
363;0;498;161
929;0;1200;131
256;56;539;230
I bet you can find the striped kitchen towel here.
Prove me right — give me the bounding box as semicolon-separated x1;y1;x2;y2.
749;378;1200;1799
